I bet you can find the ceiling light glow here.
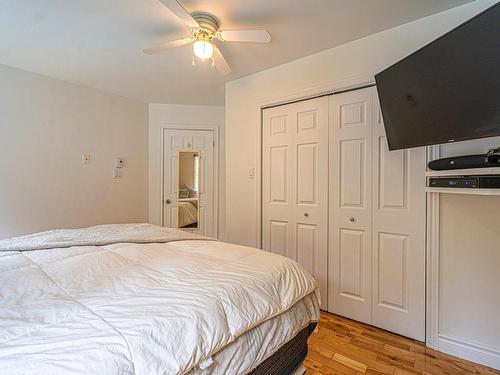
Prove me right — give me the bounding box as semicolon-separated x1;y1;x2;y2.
193;40;214;59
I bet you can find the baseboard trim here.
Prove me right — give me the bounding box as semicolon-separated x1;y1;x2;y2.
438;334;500;370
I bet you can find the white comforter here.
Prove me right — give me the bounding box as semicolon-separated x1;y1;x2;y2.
0;224;320;375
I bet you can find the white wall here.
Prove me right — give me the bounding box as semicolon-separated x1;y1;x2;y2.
435;138;500;368
225;0;500;366
440;194;500;352
148;104;225;239
0;64;149;239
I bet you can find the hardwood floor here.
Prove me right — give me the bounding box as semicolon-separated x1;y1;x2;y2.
305;311;500;375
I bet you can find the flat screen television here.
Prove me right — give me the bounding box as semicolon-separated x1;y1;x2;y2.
375;2;500;151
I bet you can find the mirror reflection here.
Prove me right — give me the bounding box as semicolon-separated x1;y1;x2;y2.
177;151;200;229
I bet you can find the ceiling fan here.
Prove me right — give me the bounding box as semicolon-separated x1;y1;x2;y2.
143;0;272;75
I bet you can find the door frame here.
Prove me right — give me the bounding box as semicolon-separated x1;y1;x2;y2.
160;124;219;238
255;72;437;347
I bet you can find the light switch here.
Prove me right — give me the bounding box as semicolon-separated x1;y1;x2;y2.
113;168;123;179
116;157;124;168
83;154;91;165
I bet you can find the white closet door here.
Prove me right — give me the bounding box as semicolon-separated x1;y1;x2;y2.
328;88;374;324
262;97;329;310
163;129;215;237
371;94;426;341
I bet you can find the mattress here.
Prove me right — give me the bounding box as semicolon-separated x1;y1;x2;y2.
0;224;320;375
188;293;318;375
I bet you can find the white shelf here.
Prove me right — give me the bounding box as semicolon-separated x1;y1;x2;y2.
425;167;500;177
426;187;500;195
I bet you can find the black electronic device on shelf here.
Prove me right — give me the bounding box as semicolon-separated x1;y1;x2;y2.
428;147;500;171
428;175;500;189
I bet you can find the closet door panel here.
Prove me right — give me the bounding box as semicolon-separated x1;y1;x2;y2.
371;94;426;341
378;136;408;209
328;86;425;340
293;98;329;310
263;107;294;258
296;143;317;204
270;146;289;203
296;223;317;276
377;232;408;310
338;228;367;300
263;97;328;310
269;220;288;257
329;88;373;324
339;139;366;209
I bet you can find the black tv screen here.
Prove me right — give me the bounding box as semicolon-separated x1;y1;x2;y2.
375;3;500;151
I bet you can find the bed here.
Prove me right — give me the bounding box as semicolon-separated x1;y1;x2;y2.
0;224;320;375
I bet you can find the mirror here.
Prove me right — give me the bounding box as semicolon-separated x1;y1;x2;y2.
177;151;200;230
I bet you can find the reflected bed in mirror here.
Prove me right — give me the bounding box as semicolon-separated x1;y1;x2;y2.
177;151;200;230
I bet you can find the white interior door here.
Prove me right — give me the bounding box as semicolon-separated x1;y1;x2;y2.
329;88;374;324
371;93;426;341
262;97;329;310
162;128;215;237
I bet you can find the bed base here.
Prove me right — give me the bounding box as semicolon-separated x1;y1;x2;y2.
290;364;306;375
248;322;316;375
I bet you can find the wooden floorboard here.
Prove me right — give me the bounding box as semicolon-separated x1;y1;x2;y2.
305;311;500;375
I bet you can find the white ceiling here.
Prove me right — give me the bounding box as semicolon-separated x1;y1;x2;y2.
0;0;470;105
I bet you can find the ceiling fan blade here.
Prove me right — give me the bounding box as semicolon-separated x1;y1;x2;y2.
213;46;231;75
159;0;199;28
217;30;271;43
143;37;194;55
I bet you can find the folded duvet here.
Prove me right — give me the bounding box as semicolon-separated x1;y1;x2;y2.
0;224;320;375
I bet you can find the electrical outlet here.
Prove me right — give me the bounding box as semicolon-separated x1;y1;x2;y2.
249;167;255;179
83;154;91;165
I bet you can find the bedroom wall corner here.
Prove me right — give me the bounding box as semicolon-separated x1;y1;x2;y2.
0;63;149;239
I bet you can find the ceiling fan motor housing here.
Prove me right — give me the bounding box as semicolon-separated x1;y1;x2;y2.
191;12;220;39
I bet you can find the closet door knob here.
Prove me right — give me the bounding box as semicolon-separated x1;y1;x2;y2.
165;199;171;204
304;213;309;217
349;217;356;223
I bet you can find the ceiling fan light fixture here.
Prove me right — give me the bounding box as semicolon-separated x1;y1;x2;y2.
193;40;214;59
143;3;271;75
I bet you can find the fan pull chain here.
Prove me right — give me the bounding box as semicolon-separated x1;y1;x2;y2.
192;50;196;66
211;55;215;67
